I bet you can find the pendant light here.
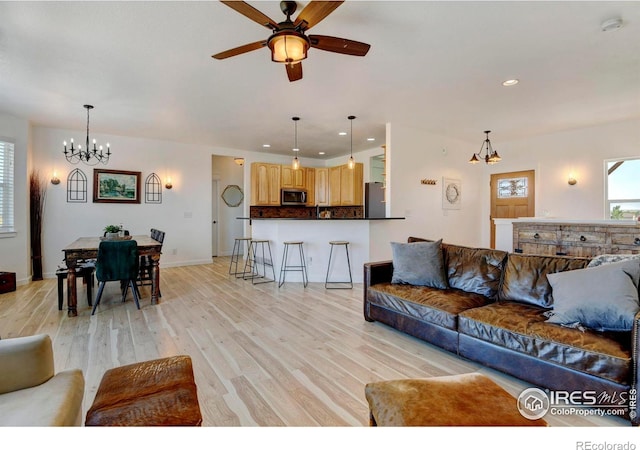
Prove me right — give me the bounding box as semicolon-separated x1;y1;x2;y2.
291;116;300;169
347;115;356;169
469;130;501;165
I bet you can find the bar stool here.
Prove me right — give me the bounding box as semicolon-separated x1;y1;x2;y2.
325;241;353;289
243;239;275;284
229;237;252;277
278;241;308;288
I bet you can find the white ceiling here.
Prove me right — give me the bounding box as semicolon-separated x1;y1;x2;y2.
1;1;639;160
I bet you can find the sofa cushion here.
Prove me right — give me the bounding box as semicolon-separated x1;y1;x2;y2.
498;253;591;308
442;244;508;298
458;302;631;384
368;282;491;330
390;240;448;289
587;253;640;268
406;238;507;298
546;259;640;332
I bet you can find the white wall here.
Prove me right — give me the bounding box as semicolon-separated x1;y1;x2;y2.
369;123;484;262
0;114;30;283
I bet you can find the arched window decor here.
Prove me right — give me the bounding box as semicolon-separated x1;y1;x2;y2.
67;168;87;203
145;173;162;204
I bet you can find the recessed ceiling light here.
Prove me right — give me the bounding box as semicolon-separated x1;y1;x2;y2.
338;132;347;136
293;148;299;152
262;144;271;148
318;151;325;155
502;79;519;87
601;18;623;32
367;137;375;141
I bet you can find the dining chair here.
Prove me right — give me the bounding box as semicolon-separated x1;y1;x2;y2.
91;240;141;315
138;229;165;296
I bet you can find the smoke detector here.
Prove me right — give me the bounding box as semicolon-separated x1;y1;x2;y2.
601;18;623;32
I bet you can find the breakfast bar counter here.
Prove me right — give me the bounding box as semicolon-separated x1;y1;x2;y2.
239;216;404;283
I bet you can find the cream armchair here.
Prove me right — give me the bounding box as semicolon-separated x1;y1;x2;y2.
0;334;85;426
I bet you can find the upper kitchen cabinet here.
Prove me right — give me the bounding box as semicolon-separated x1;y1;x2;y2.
251;162;281;206
329;163;363;206
281;166;305;189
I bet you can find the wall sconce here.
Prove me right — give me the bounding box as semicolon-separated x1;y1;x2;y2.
51;171;60;185
568;174;577;186
165;177;173;190
234;157;245;166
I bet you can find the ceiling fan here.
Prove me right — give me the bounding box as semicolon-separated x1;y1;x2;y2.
212;0;371;82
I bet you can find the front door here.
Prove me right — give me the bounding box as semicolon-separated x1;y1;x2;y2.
490;170;535;248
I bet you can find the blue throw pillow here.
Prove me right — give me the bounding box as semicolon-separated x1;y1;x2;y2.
546;259;640;332
390;240;448;289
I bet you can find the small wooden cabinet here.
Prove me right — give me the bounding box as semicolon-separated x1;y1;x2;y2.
251;163;281;206
305;168;315;206
281;166;305;189
513;221;640;257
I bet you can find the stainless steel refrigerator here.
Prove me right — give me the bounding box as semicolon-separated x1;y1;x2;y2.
365;182;385;218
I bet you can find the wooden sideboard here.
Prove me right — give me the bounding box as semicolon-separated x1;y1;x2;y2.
512;221;640;257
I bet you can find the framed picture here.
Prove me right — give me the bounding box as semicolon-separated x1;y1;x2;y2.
442;177;461;210
93;169;141;204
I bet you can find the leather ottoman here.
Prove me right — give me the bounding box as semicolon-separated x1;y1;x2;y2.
85;355;202;426
364;372;547;426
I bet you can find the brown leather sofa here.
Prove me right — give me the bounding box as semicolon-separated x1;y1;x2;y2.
363;238;640;425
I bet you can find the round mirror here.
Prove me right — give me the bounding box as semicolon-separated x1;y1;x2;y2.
221;184;244;207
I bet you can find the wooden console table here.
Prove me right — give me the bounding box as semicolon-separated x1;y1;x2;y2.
512;220;640;257
62;235;162;317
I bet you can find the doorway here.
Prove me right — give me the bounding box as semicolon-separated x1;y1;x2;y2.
490;170;535;248
212;179;219;257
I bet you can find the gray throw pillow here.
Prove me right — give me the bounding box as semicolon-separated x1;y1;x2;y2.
390;240;448;289
546;259;640;332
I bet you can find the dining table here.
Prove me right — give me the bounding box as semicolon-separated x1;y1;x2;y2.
62;235;163;317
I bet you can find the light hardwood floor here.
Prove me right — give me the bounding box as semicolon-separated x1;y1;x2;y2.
0;256;630;428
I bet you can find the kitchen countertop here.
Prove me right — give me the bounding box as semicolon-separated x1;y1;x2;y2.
238;217;405;221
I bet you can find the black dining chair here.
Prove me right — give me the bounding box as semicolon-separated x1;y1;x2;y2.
91;240;141;315
138;228;165;296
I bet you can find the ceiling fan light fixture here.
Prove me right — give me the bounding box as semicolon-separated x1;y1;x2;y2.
268;31;309;64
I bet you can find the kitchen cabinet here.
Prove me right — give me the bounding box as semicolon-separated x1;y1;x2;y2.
305;168;315;206
315;168;329;206
251;163;281;206
329;163;363;206
281;166;305;189
512;221;640;257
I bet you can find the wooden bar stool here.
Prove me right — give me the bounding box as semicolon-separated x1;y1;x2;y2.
278;241;308;288
229;237;252;277
325;241;353;289
243;239;275;284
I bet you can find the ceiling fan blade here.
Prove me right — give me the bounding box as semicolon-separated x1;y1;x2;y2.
286;63;303;82
294;1;344;31
220;1;278;30
212;40;267;60
309;35;371;56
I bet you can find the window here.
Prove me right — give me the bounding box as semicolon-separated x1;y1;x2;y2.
0;139;15;234
606;157;640;220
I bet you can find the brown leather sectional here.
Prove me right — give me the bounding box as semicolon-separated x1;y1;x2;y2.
363;238;639;425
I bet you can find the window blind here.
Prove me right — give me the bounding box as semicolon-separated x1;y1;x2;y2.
0;140;15;233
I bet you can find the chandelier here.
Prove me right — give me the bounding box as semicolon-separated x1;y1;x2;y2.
469;130;501;165
63;105;111;165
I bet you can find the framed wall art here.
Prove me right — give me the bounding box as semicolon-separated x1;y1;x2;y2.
442;177;461;210
93;169;141;204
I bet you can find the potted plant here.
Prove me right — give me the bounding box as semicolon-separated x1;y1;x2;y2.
104;224;121;240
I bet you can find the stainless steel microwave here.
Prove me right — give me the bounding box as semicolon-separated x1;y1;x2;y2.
281;188;307;206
